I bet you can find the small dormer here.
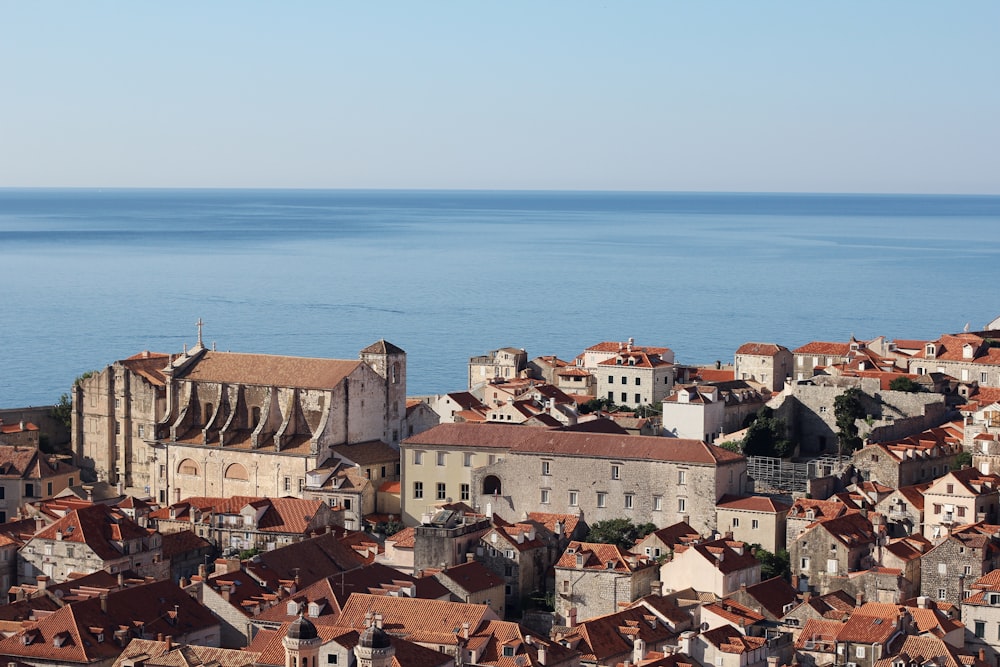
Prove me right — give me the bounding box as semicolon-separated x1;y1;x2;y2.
925;343;938;359
805;509;815;520
964;343;976;360
308;600;324;617
606;561;615;569
576;553;585;568
287;599;302;616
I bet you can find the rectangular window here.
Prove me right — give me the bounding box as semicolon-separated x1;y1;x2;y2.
137;424;144;438
801;557;809;569
542;461;551;476
461;484;470;501
413;450;423;465
343;499;352;510
608;375;614;384
464;453;473;467
635;393;641;404
635;377;641;386
115;421;121;435
569;491;579;507
678;498;686;512
732;517;740;527
611;464;621;480
752;519;759;529
938;588;946;600
413;482;423;499
541;489;550;504
328;654;338;664
437;452;446;466
975;621;986;638
983;372;990;383
939;563;947;575
597;492;607;508
621;392;627;402
283;477;290;491
624;494;634;509
856;646;865;659
159;465;165;478
678;470;686;485
621;376;627;385
298;479;304;492
653;496;662;511
47;482;53;496
436;483;446;500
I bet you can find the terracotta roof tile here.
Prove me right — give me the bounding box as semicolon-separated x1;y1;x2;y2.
716;495;790;513
179;350;363;389
735;343;788;356
556;542;653;573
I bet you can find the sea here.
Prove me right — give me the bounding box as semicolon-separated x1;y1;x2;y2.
2;188;999;409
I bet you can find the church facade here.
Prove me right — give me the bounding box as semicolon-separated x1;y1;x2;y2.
72;330;406;504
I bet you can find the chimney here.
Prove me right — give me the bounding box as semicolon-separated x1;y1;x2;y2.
55;530;63;541
220;585;231;602
767;657;779;667
462;622;470;639
537;644;547;666
855;593;864;608
35;576;49;594
178;577;188;588
568;607;578;628
466;552;476;563
165;635;172;651
100;592;108;613
633;637;646;664
198;564;207;579
117;572;124;587
980;649;987;662
679;631;696;656
374;613;384;630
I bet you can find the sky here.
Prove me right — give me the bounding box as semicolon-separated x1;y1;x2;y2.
2;2;998;194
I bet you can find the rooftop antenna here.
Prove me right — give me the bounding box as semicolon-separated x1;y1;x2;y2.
196;318;204;347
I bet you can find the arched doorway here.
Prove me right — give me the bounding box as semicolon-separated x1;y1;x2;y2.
482;475;502;496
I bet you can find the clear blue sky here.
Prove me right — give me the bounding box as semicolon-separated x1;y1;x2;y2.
2;2;998;193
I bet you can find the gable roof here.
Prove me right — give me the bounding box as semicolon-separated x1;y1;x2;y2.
735;343;788;356
700;624;767;653
244;531;368;590
31;504;151;561
561;606;678;662
734;576;799;619
404;424;744;465
556;542;653;573
673;538;760;575
336;593;493;646
178;351;363;389
716;495;790;513
437;561;504;594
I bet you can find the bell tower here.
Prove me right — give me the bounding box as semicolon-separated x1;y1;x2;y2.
283;614;320;667
359;340;407;445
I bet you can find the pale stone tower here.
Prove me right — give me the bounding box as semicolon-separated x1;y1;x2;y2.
354;615;394;667
283;614;320;667
359;340;407;445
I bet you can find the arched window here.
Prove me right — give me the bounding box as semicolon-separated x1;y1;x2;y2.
224;463;249;481
177;458;200;476
483;475;502;496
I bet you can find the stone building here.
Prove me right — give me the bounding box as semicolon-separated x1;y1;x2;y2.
149;495;338;551
908;333;1000;387
963;570;1000;665
852;422;964;489
581;340;677;407
875;484;928;538
920;523;1000;606
553;541;657;625
771;375;949;456
478;511;582;614
0;419;40;448
0;445;79;524
789;512;881;595
19;503;167;584
432;560;506;619
661;381;770;443
735;343;793;393
72;333;406;504
409;423;745;528
469;348;528;390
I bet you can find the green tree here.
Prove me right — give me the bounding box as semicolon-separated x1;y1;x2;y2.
585;518;657;550
753;545;790;580
889;376;922;393
740;407;792;458
52;393;73;430
580;397;616;414
952;451;973;470
834;387;867;454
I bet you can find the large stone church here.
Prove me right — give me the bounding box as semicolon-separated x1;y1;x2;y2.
72;328;407;504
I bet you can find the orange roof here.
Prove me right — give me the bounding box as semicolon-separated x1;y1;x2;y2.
735;343;788;356
716;494;790;513
179;350;362;389
793;342;852;356
556;542;653;573
378;481;401;494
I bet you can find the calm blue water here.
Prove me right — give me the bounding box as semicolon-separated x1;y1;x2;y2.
2;189;999;408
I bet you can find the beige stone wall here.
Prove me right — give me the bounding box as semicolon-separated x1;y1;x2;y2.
469;451;746;535
595;365;675;407
716;508;785;553
735;350;792;392
554;565;657;624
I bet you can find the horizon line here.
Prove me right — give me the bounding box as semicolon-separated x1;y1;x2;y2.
2;186;999;198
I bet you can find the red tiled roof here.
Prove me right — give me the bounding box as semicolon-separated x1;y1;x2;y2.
716;494;790;513
736;576;799;619
31;504;150;561
386;527;415;548
556;542;653;573
336;593;492;646
437;561;504;594
703;599;764;626
836;611;899;644
735;343;788;356
793;342;852;356
700;624;767;653
404;423;743;464
179;351;363;389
